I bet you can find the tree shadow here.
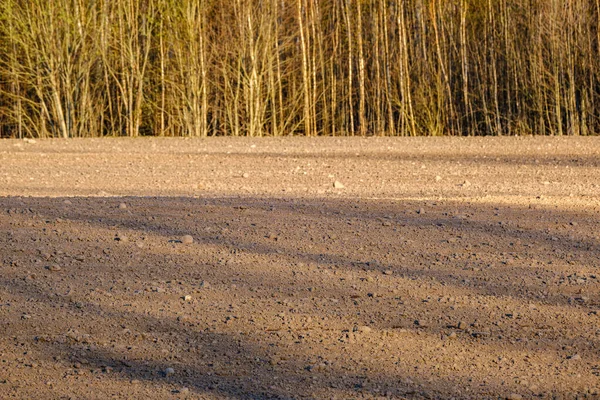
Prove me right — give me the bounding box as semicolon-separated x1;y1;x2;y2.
1;195;599;398
22;195;599;307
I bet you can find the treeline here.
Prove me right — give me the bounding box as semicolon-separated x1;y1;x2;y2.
0;0;599;138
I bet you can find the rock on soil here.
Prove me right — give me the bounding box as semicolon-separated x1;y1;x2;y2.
181;235;194;244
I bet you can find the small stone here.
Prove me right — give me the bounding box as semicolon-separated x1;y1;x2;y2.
118;203;127;209
357;326;372;333
269;356;281;365
366;276;374;283
266;233;278;240
183;295;192;301
457;321;466;330
417;208;425;215
178;387;189;394
115;234;128;243
333;181;345;189
164;367;175;376
568;354;581;360
131;379;140;384
383;270;393;275
46;265;62;272
435;176;442;182
199;281;210;289
507;394;523;400
242;173;250;179
63;200;72;205
181;235;194;244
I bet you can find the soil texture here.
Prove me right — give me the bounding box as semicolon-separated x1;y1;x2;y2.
0;137;599;399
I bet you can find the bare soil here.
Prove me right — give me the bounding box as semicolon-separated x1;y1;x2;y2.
0;137;599;399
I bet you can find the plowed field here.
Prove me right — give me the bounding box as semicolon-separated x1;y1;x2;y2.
1;137;599;399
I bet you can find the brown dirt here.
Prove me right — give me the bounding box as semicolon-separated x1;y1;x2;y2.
0;137;599;399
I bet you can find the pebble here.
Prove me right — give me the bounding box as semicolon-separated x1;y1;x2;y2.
313;362;328;372
357;326;372;333
183;295;192;301
47;265;62;272
507;394;522;400
63;200;72;205
164;367;175;376
417;208;425;215
333;181;345;189
568;354;581;360
181;235;194;244
242;173;250;178
118;202;127;209
383;270;393;275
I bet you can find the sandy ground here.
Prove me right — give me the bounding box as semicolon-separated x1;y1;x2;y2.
0;137;599;399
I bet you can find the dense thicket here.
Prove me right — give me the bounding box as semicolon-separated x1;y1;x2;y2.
1;0;599;138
